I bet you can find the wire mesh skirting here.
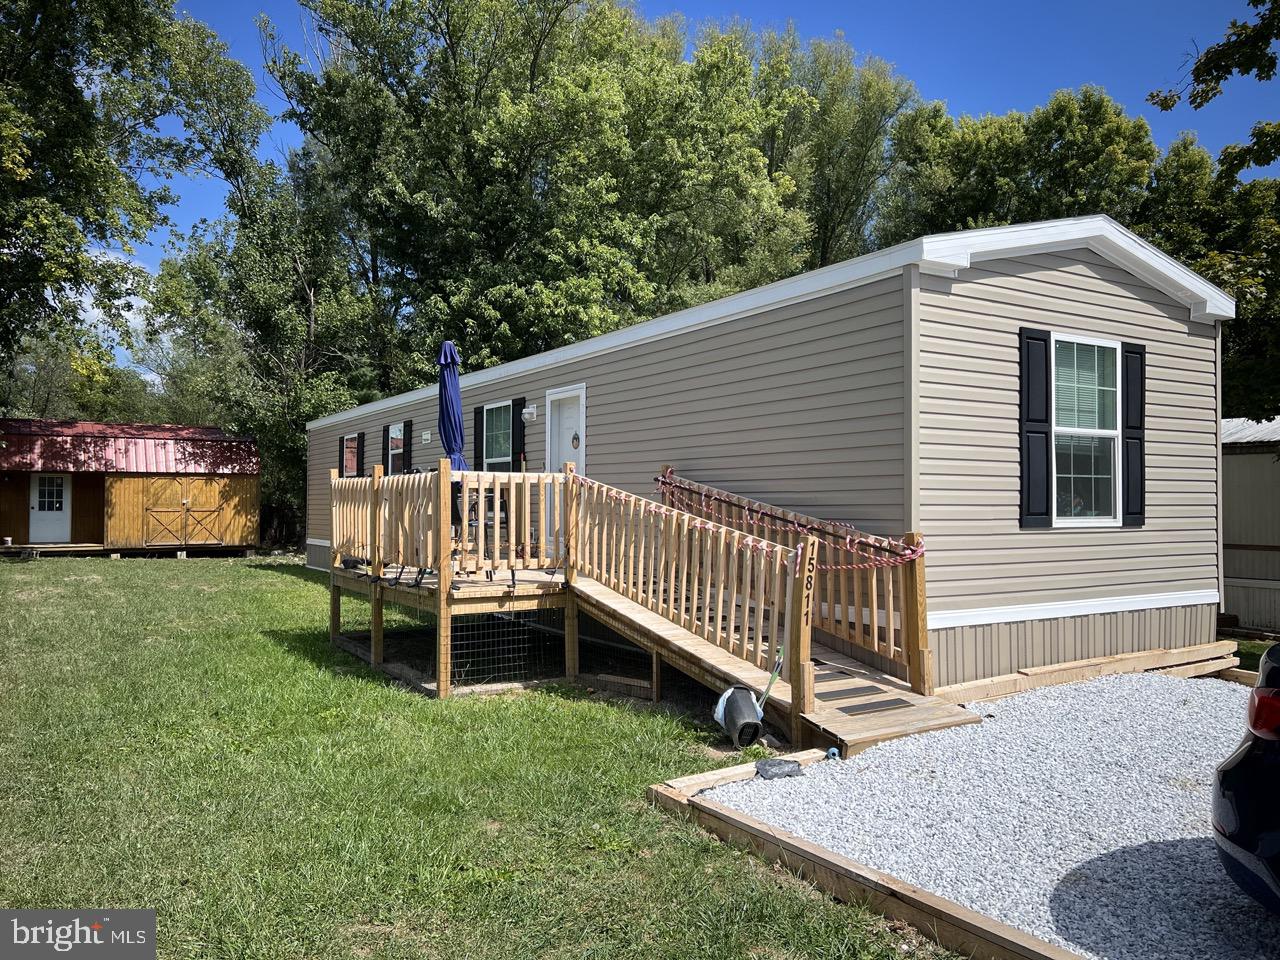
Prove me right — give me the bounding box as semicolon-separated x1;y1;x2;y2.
370;603;566;688
449;609;566;687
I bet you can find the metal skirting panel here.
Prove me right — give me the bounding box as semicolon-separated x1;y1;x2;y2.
928;602;1217;687
306;542;329;570
1224;581;1280;632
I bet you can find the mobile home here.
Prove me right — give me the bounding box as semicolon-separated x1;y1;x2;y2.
305;216;1231;690
1222;418;1280;631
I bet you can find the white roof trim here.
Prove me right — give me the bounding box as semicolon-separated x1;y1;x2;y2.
308;215;1234;431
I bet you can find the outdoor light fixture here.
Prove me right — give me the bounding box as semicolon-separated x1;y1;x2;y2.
521;404;537;424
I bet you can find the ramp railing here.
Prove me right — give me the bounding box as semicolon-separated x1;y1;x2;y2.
569;471;817;737
655;469;933;696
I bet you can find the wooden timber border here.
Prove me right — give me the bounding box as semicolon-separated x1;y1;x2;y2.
649;752;1083;960
933;639;1241;704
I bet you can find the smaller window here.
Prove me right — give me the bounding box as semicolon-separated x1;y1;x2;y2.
484;402;512;471
37;475;64;512
387;422;406;475
342;434;360;477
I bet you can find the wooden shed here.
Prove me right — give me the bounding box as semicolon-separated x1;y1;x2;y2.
0;420;260;553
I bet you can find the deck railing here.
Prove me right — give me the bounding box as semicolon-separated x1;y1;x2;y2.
331;475;377;562
656;469;933;696
380;471;439;572
328;462;821;738
455;470;567;573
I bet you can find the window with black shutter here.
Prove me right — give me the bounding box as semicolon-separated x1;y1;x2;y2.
1019;328;1053;528
1120;343;1146;526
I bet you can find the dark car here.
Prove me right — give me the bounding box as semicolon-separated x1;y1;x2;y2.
1214;642;1280;914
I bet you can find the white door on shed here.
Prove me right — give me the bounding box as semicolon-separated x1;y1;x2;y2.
29;473;72;543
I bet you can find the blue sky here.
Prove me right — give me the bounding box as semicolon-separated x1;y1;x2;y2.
142;0;1273;272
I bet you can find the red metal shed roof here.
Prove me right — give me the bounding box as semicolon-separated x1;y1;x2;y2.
0;420;260;475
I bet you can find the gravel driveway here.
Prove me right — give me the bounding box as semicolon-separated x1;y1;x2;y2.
707;674;1280;960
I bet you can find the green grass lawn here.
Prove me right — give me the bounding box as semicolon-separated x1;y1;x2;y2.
0;556;939;960
1233;638;1275;672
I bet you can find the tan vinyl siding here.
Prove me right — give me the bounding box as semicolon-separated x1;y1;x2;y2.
929;603;1218;686
307;275;907;547
1223;451;1280;581
917;249;1220;613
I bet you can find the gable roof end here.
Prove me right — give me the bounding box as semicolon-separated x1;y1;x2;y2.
913;215;1235;322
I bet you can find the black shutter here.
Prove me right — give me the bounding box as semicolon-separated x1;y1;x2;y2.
474;407;484;470
1019;327;1052;528
355;432;365;476
339;436;346;477
511;397;526;471
403;419;413;471
381;423;390;473
1121;342;1146;527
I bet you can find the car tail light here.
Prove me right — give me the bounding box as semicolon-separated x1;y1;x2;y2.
1248;688;1280;740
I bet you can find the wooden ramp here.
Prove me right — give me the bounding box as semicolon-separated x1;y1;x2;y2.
572;577;978;756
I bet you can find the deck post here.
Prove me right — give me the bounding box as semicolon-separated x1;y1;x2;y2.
902;532;934;696
788;536;819;746
329;468;343;648
329;469;341;567
369;464;384;579
562;461;579;679
370;582;384;666
329;576;341;646
435;458;453;698
369;464;385;666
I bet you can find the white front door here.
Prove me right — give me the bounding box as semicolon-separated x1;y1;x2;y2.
545;385;585;550
546;384;585;474
29;473;72;543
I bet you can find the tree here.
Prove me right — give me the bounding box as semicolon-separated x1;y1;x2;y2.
1135;137;1280;421
1149;0;1280;174
145;160;374;542
263;0;809;379
0;336;159;423
876;87;1157;245
0;1;268;367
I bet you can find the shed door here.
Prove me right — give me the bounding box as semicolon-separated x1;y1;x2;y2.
145;478;185;546
28;474;72;543
186;478;224;545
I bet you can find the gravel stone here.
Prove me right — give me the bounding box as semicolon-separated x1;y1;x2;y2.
707;674;1280;960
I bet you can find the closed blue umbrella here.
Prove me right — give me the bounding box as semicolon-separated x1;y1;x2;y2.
437;340;468;471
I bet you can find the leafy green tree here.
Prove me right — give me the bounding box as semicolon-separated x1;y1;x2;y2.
146;160;373;542
876;87;1157;244
0;335;159;423
1149;0;1279;174
0;1;268;367
1136;137;1280;420
264;0;809;378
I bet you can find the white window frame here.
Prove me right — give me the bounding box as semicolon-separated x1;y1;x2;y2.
341;433;360;478
1050;332;1123;529
483;400;513;472
387;421;406;475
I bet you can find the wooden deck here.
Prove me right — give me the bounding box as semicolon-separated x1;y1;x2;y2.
328;461;964;751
